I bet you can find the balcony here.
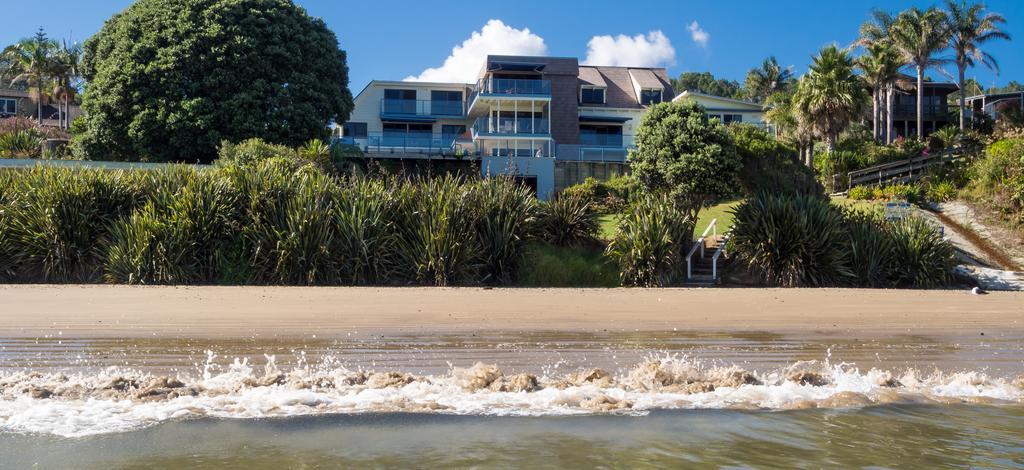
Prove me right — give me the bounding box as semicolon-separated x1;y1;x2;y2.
379;99;466;118
472;117;550;138
469;78;552;107
893;103;949;118
579;134;634;148
354;132;468;156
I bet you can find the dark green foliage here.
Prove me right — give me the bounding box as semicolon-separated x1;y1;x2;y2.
887;217;956;288
629;100;743;219
471;177;540;284
75;0;353;162
395;176;480;286
729;124;823;197
333;178;400;285
4;167;142;282
105;169;240;284
516;243;619;287
671;72;744;99
732;193;957;288
730;193;852;287
539;191;599;247
560;175;639;214
605;194;694;287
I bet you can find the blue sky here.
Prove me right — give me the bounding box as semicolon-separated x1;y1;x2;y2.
4;0;1023;93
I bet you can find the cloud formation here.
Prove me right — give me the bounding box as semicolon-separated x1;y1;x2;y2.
687;21;709;47
583;31;676;67
404;20;547;83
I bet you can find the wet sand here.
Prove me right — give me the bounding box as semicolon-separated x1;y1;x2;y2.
0;285;1021;339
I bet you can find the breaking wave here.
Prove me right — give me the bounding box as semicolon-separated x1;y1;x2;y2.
1;353;1022;437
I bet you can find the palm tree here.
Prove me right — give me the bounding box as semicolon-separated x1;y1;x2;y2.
856;10;908;144
50;39;83;129
765;83;818;168
945;0;1010;130
857;42;906;142
744;56;795;102
2;29;57;125
795;45;868;154
889;7;951;139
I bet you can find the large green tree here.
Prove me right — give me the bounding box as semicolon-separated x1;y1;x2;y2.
628;100;742;221
671;72;744;99
945;0;1010;130
76;0;354;162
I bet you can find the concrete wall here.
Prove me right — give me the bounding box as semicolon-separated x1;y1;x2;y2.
480;156;556;200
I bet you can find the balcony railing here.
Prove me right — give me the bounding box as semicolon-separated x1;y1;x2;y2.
469;78;552;105
472;117;550;137
894;103;948;117
379;99;466;117
349;132;467;155
579;134;634;148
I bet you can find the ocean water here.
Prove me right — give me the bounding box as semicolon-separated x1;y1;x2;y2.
1;329;1022;468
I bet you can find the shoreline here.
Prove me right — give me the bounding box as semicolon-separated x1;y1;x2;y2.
1;285;1021;339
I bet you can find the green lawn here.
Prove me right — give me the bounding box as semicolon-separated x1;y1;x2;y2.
597;198;744;241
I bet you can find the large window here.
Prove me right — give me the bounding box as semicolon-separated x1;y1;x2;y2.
580;125;623;147
342;122;367;138
0;98;15;115
640;88;663;106
383;122;433;147
430;90;463;116
580;87;606;105
384;89;417;114
384;89;416;100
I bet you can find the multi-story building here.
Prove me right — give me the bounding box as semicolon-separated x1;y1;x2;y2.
0;88;81;128
339;55;674;199
965;90;1024;122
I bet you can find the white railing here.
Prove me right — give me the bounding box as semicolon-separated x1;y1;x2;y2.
686;219;717;280
711;232;731;279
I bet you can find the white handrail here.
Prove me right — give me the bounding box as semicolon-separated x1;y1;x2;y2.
711;232;731;280
686;219;717;280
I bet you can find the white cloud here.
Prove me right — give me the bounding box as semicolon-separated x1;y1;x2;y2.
582;31;676;67
687;21;709;47
404;20;547;83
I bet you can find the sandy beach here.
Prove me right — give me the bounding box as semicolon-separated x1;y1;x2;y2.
1;285;1021;339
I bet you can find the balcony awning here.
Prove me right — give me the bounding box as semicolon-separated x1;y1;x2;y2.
579;115;631;123
488;61;546;73
380;114;437;123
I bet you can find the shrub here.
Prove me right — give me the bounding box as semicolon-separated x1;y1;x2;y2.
926;181;958;203
605;194;693;287
218;138;299;167
234;160;342;285
932;126;959;150
105;170;240;284
470;177;539;284
560;175;639;214
4;167;142;282
843;210;894;287
539;191;599;247
882;183;923;203
730;124;822;197
333;178;401;285
730;193;851;287
0;129;44;158
887;217;956;288
848;186;872;200
516;243;619;287
395;175;481;286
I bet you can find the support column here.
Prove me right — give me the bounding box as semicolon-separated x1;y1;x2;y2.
514;100;518;134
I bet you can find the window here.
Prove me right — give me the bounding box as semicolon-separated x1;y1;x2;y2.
640;88;663;106
431;90;463;116
722;114;742;124
0;98;15;115
342;122;367;138
384;89;417;100
580;87;605;105
441;125;466;144
580;125;623;147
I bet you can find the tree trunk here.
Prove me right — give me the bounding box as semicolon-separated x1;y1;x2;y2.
873;87;880;141
916;65;924;139
886;83;895;144
36;78;43;126
957;65;966;131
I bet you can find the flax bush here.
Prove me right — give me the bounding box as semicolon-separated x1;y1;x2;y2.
105;169;240;284
470;177;540;284
395;175;481;286
605;194;693;287
333;177;401;285
538;191;599;247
